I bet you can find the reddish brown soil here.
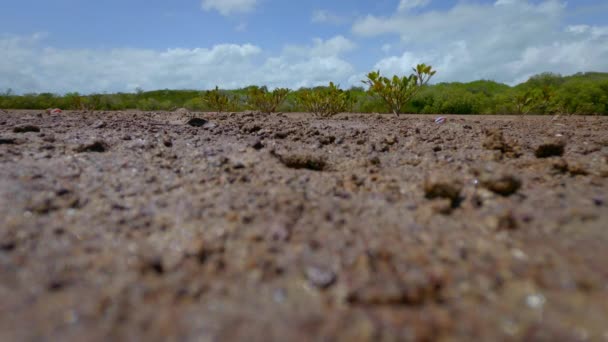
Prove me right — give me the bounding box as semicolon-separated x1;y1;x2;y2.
1;110;607;341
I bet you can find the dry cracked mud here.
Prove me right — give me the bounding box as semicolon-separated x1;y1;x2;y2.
1;110;607;341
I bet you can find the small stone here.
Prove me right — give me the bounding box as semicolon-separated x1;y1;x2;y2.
75;140;109;153
525;293;546;309
480;174;521;197
273;130;291;139
306;265;336;289
187;118;208;127
13;124;40;133
92;120;106;129
250;138;264;150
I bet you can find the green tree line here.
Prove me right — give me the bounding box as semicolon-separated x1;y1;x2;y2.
1;72;607;115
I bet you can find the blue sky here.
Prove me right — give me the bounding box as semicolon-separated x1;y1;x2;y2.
1;0;607;93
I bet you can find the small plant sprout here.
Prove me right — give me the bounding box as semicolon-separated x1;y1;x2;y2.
363;63;436;116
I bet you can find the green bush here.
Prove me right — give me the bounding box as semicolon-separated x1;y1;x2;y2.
246;86;290;113
202;86;238;112
295;82;353;118
363;63;436;115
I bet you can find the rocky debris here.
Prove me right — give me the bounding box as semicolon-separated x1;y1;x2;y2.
249;138;264;150
486;209;519;231
535;138;566;158
26;189;83;214
273;130;292;139
482;128;521;158
423;173;463;206
13;124;40;133
305;265;336;289
0;137;18;145
383;135;398;145
479;173;522;197
242;123;262;133
551;158;569;174
318;135;336;145
274;152;327;171
92;120;107;129
75;140;109;153
566;161;589;176
186;118;208;127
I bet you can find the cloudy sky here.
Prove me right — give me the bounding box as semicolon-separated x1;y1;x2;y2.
1;0;607;94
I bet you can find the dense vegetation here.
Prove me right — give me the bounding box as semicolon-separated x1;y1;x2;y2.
1;72;607;115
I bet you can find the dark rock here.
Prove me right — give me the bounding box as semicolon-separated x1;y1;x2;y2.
187;118;209;127
0;137;17;145
319;135;336;145
250;138;264;150
273;130;291;139
75;140;109;153
535;139;566;158
13;124;40;133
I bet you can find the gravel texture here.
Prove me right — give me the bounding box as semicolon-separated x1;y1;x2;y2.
1;110;607;341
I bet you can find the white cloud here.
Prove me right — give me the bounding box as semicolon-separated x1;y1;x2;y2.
353;0;608;84
398;0;430;12
309;36;356;57
201;0;257;16
0;34;356;93
312;10;347;25
235;22;248;32
263;36;357;88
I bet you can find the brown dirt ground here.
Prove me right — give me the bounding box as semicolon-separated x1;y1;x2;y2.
1;110;607;341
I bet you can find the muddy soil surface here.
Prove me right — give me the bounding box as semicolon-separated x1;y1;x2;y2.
1;110;607;341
